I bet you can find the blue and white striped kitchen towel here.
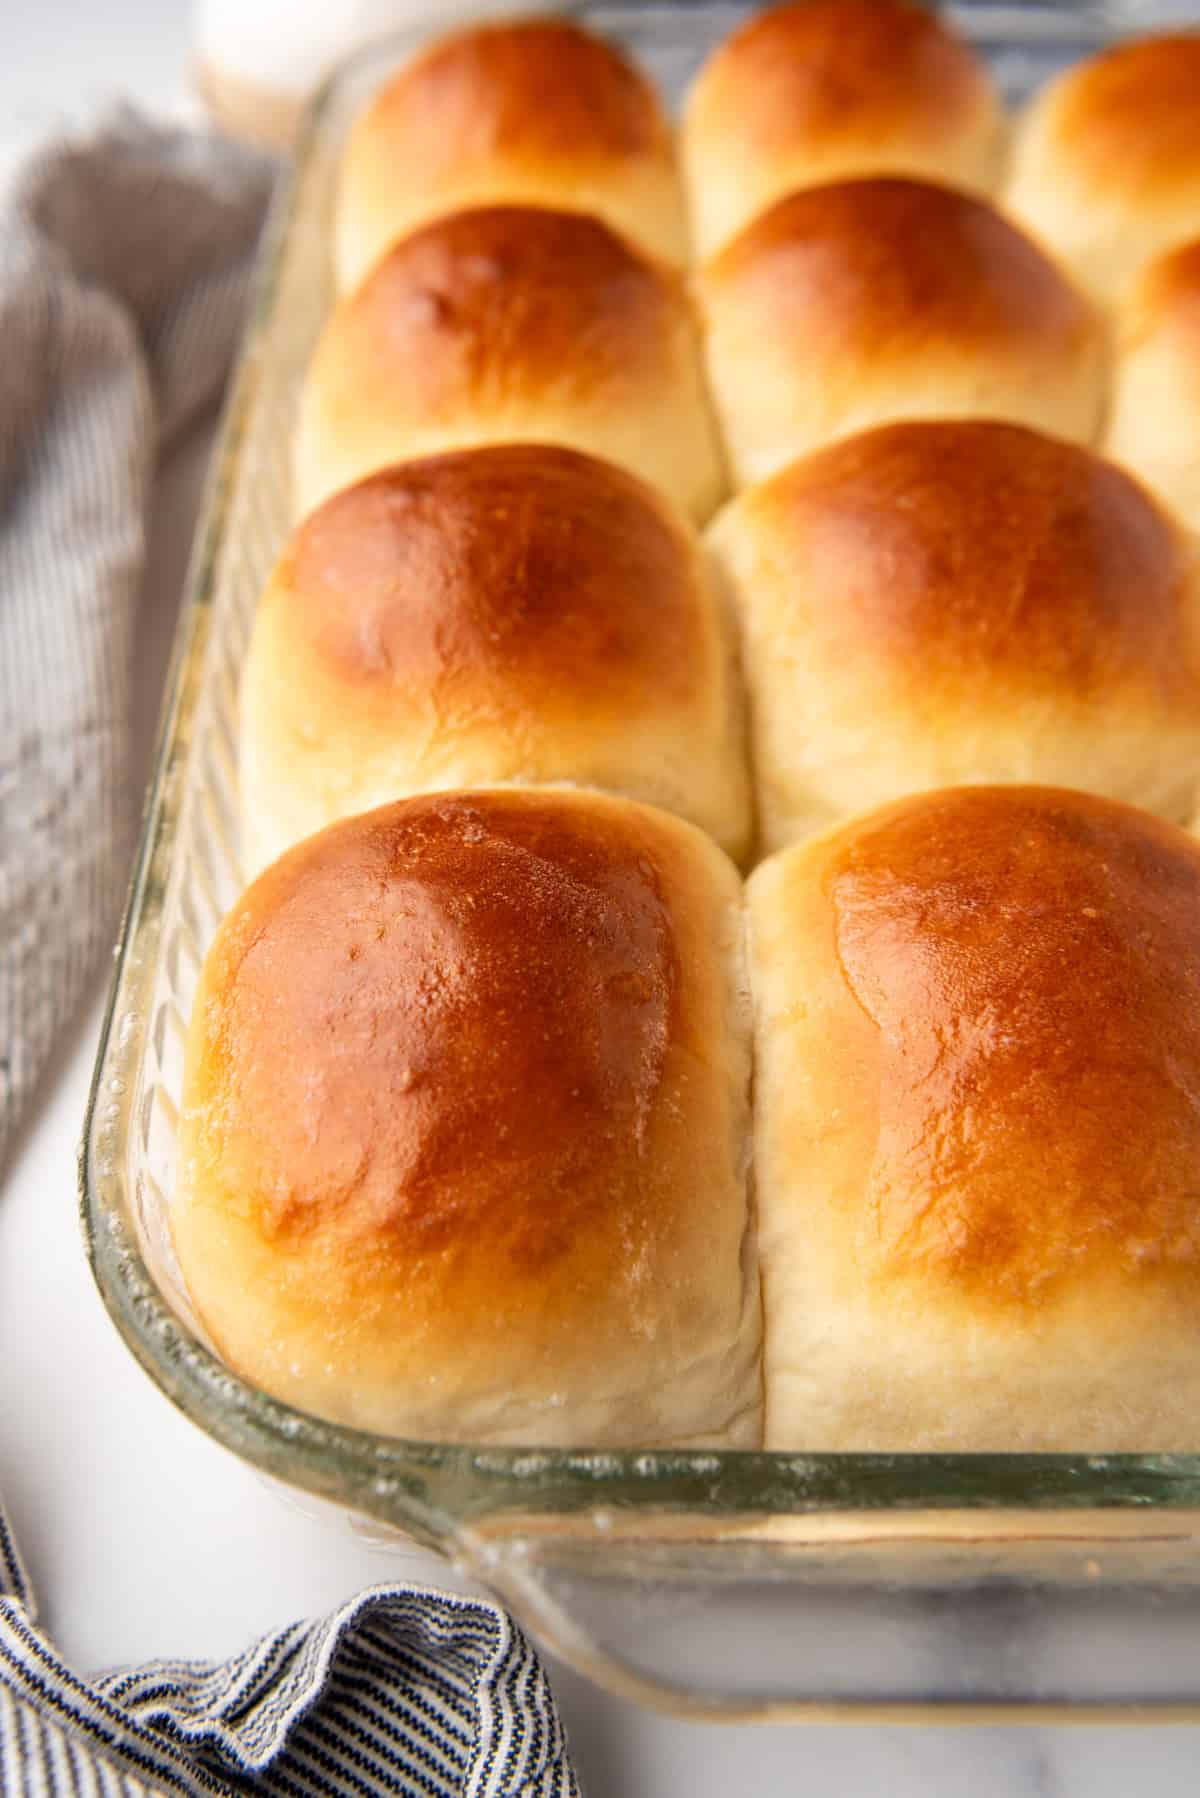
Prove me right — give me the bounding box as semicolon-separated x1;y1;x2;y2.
0;1494;581;1795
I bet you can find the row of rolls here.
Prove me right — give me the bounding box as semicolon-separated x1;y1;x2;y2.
175;1;1200;1454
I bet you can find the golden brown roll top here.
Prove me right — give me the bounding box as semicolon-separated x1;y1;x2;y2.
682;0;1003;258
240;445;751;874
1007;32;1200;306
295;204;725;522
1108;236;1200;526
697;176;1104;486
334;17;686;292
749;785;1200;1451
174;788;761;1448
709;419;1200;851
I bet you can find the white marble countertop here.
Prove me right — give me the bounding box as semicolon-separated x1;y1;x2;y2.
3;2;1200;1790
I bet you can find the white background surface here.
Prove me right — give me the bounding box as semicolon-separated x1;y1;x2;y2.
3;3;1200;1792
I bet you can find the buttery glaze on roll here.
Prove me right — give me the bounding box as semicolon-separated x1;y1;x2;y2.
296;204;725;521
335;16;686;291
697;177;1103;486
240;446;751;875
1108;237;1200;525
708;419;1200;852
1007;32;1200;306
174;789;762;1448
749;785;1200;1452
681;0;1003;259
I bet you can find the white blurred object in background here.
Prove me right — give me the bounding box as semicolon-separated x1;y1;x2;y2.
193;0;563;146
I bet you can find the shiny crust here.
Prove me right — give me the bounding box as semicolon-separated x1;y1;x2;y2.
1031;34;1200;197
705;177;1091;356
682;0;1001;255
334;17;685;287
364;18;667;159
297;204;724;521
281;448;716;696
776;787;1200;1305
1006;33;1200;304
698;177;1103;482
241;447;751;869
721;419;1199;699
321;205;673;413
690;0;989;156
709;420;1200;849
175;790;761;1447
1122;237;1200;344
750;787;1200;1450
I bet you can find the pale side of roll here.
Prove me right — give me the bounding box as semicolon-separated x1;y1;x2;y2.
1108;236;1200;528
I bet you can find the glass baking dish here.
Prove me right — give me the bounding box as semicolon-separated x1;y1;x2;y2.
81;0;1200;1722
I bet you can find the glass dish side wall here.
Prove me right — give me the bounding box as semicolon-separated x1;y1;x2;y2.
81;0;1200;1719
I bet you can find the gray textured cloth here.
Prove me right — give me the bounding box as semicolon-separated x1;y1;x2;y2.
0;112;272;1171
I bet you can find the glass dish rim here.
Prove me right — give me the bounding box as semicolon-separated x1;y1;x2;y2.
78;7;1200;1551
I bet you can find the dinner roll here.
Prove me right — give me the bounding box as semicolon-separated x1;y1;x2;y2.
749;785;1200;1452
708;419;1200;853
1006;32;1200;306
240;446;751;875
335;17;686;292
174;789;761;1448
698;177;1103;486
681;0;1003;259
295;205;725;521
1108;237;1200;526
